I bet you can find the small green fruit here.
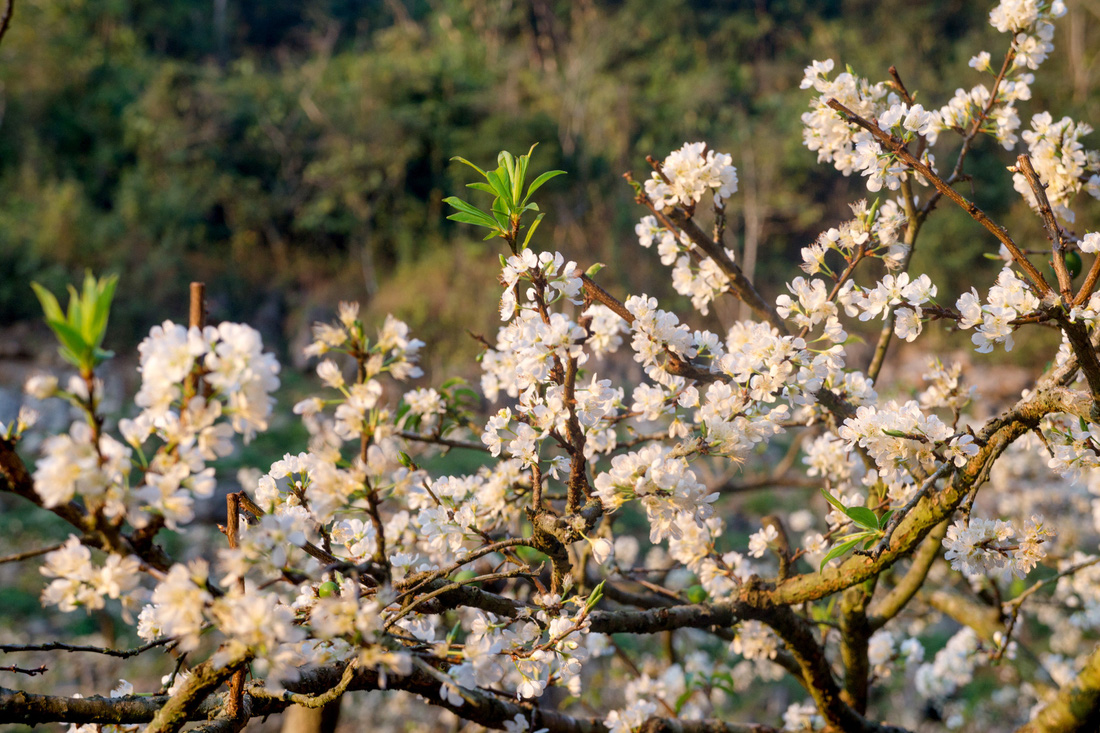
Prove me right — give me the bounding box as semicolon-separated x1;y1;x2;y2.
317;581;340;598
1050;250;1084;281
1066;249;1083;279
686;585;707;604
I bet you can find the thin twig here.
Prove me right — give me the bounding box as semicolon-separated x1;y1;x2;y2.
871;462;954;558
223;493;246;723
0;664;47;676
0;542;66;564
383;567;536;630
396;431;489;452
0;637;174;658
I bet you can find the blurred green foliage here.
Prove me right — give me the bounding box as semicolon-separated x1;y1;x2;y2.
1;0;1099;369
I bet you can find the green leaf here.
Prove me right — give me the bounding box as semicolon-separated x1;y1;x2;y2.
585;580;605;611
521;213;545;250
444;196;494;221
486;168;513;207
448;211;500;229
450;156;488;179
46;318;88;358
821;488;847;514
877;509;895;529
585;262;605;277
31;282;65;323
466;182;496;194
498;150;516;182
88;274;118;350
491;197;510;229
820;535;867;571
64;284;83;334
845;506;880;530
523;170;566;205
515;146;534;203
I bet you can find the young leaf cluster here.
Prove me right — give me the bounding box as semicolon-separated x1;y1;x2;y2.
30;271;118;377
819;489;893;570
443;145;564;253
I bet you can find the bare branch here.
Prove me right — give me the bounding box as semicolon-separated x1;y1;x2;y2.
0;638;174;659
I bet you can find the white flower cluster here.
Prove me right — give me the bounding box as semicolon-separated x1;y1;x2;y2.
841;272;937;343
915;627;989;701
34;420;132;514
499;249;582;321
136;321;280;440
937;81;1026;149
942;515;1053;578
803;432;861;485
919;358;974;413
644;142;738;209
669;516;757;600
990;0;1066;68
800;60;892;183
1045;417;1100;482
583;303;630;358
783;701;823;731
838;400;976;498
40;536;142;616
630;145;743;316
731;619;779;661
800;199;909;274
442;596;599;705
1012;112;1100;223
953;267;1041;353
32;321;277;530
595;444;717;543
401;387;445;435
481;310;587;401
625;294;697;388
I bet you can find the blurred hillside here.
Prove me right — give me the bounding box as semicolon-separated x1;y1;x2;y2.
2;0;1100;376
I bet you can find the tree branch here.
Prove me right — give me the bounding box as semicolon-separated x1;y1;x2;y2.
1016;642;1100;733
825;98;1053;297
